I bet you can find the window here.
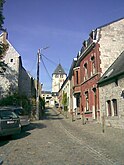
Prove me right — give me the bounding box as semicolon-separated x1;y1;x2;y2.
84;63;88;80
85;91;89;111
91;56;96;75
55;75;59;78
10;59;13;62
112;99;118;116
107;100;112;116
76;71;79;84
60;75;63;78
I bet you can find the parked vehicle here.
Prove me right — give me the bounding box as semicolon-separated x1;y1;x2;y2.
0;107;21;136
11;106;30;127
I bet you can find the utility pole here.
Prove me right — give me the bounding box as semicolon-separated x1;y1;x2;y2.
36;49;40;120
36;47;49;120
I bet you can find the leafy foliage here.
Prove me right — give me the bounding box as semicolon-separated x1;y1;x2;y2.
0;42;9;57
0;0;8;60
62;91;68;111
0;93;32;115
0;0;5;30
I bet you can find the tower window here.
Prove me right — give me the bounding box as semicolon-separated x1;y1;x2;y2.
10;59;13;62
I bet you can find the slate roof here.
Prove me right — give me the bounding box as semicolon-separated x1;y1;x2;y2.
53;63;66;75
98;51;124;86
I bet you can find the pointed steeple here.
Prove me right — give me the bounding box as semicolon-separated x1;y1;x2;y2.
53;63;66;75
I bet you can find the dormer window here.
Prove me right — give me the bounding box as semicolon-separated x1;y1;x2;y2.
90;30;97;40
83;40;87;48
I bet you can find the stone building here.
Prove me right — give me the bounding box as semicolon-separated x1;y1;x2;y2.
19;67;36;98
0;32;21;98
73;18;124;122
52;63;67;103
98;51;124;129
41;91;52;107
0;32;36;99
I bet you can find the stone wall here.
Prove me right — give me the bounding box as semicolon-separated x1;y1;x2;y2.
99;76;124;129
0;38;20;98
99;18;124;75
18;66;32;97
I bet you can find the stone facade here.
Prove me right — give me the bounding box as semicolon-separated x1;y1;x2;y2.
0;33;20;98
0;32;36;99
19;66;36;97
52;63;67;94
99;77;124;129
99;18;124;75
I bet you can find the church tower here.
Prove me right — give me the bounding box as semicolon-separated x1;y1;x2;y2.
52;63;67;96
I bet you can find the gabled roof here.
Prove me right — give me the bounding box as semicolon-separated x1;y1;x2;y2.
98;51;124;86
97;17;124;29
53;63;66;75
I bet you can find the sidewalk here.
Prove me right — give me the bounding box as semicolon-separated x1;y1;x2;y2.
50;108;124;164
56;108;124;144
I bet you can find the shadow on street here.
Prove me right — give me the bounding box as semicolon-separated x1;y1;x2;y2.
43;108;63;120
0;122;47;146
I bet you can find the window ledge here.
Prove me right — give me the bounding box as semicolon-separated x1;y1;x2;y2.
85;111;92;114
81;72;99;85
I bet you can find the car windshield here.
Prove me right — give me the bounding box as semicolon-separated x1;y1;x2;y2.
0;110;18;119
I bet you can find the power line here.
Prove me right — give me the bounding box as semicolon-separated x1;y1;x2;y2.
42;54;57;66
41;56;52;80
28;54;37;76
42;54;69;73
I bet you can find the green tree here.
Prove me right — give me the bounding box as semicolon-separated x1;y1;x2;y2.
0;0;5;30
62;91;68;118
0;93;32;116
0;0;9;72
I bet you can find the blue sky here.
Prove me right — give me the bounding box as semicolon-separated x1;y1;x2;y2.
3;0;124;91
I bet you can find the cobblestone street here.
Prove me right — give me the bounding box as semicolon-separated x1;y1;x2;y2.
0;108;124;165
